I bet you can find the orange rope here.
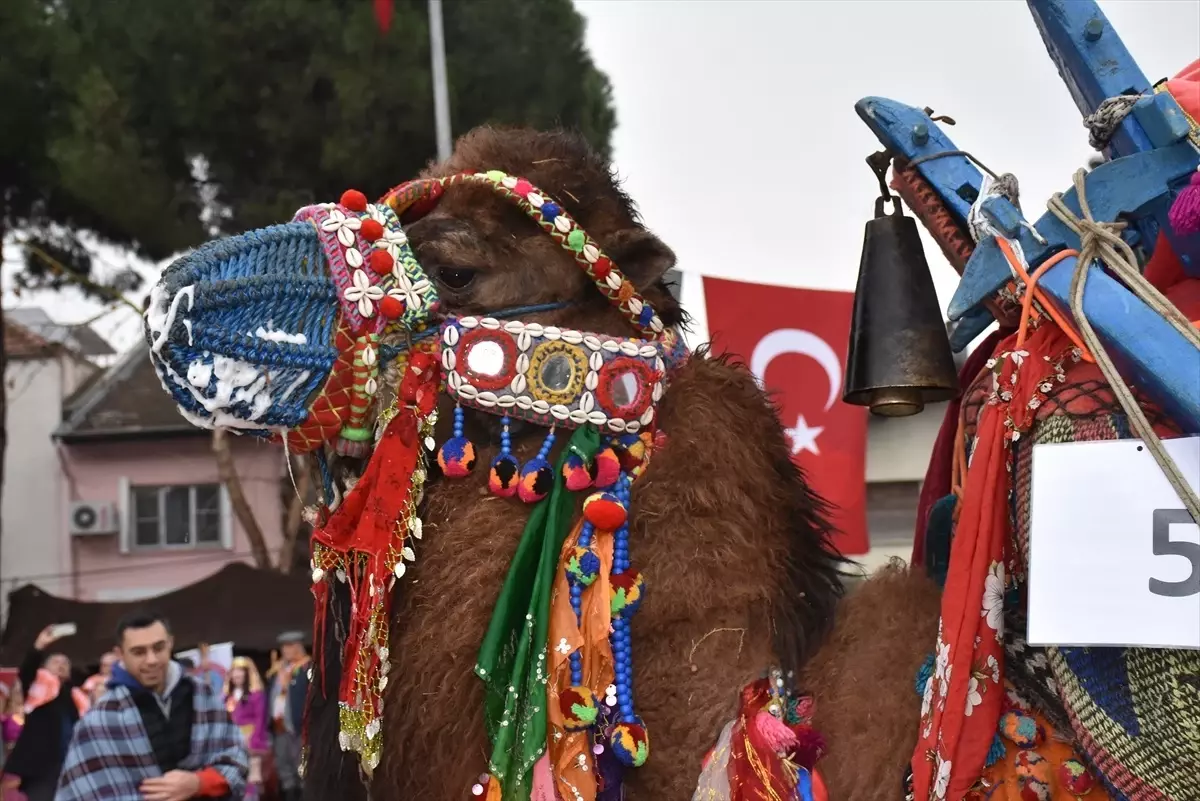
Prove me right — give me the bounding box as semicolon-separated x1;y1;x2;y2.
950;399;968;502
995;238;1095;362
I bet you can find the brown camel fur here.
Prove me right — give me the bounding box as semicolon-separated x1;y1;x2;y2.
800;562;943;801
301;127;850;800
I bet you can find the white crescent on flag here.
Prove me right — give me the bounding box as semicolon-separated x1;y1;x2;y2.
749;328;843;411
750;329;843;456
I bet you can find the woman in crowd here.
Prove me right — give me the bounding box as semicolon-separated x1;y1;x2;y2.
81;650;117;704
224;656;268;799
6;626;89;801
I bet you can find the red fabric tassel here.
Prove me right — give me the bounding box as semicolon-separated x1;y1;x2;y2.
753;710;799;752
318;411;419;702
727;680;795;801
373;0;394;33
310;351;440;730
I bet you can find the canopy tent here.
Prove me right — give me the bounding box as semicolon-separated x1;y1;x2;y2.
0;562;310;666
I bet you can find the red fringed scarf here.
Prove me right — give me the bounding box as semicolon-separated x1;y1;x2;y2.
310;351;440;770
911;323;1075;800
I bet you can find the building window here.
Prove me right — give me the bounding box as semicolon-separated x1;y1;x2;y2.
129;484;224;549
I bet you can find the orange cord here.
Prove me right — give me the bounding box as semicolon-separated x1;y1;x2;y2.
995;237;1095;362
950;400;967;502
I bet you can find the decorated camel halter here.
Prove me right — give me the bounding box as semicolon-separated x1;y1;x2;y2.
381;170;668;338
382;172;682;501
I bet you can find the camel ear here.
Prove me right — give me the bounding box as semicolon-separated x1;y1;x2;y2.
603;228;676;290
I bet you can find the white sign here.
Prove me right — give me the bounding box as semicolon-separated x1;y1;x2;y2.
175;641;234;671
1028;436;1200;649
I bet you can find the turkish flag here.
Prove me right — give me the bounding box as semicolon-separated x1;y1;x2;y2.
703;277;869;555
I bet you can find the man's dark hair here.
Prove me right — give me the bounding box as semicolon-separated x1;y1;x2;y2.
115;610;172;644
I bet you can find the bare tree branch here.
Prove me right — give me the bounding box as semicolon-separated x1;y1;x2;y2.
278;452;312;574
213;427;270;569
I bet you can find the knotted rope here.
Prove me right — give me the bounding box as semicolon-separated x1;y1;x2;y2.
1046;169;1200;524
1082;94;1144;151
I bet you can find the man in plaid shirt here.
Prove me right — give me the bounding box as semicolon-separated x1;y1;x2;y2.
56;612;249;801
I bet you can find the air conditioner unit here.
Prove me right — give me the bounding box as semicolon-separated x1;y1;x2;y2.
69;502;120;536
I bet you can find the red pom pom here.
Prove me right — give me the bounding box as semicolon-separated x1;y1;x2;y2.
368;249;394;275
360;218;384;242
591;448;621;489
583;492;627;530
1057;759;1095;795
792;726;827;770
514;179;534;197
379;294;406;319
1168;168;1200;236
409;350;437;371
340;189;368;211
592;257;612;279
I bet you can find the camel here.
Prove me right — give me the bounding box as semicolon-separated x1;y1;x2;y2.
299;126;863;801
146;124;942;801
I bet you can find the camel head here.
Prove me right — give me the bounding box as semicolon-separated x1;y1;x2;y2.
391;127;686;343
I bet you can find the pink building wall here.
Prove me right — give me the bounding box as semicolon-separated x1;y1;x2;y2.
58;436;285;600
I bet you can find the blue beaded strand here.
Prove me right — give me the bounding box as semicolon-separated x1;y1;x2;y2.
539;429;555;458
610;469;636;723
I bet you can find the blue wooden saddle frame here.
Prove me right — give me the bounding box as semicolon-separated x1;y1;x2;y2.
856;0;1200;432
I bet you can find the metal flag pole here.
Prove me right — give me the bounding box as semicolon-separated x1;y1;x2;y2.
428;0;453;161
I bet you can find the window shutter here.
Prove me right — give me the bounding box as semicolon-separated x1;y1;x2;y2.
218;484;234;550
118;476;131;554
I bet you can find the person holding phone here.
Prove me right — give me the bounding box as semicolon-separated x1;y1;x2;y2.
5;624;89;801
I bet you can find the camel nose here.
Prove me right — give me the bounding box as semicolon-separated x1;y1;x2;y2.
145;220;341;436
144;195;439;450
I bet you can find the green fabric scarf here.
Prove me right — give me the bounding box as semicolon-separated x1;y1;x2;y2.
475;425;601;799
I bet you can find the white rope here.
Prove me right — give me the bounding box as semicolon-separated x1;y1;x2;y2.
1047;170;1200;524
969;173;1034;282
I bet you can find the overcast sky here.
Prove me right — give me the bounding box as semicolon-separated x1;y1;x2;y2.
5;0;1198;351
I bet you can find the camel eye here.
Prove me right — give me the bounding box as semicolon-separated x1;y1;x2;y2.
436;267;477;290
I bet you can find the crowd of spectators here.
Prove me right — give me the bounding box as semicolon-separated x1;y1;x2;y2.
0;616;310;801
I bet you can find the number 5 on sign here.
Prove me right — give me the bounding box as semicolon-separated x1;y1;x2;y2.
1028;436;1200;650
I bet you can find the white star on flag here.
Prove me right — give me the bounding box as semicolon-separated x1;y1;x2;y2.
785;414;824;456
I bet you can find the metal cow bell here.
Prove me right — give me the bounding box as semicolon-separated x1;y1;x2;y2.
843;195;959;417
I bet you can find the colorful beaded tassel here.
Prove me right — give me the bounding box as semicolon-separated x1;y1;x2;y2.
488;415;520;497
562;443;594;492
591;446;621;489
517;427;556;503
437;405;476;478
